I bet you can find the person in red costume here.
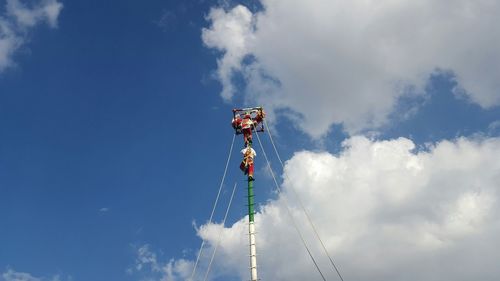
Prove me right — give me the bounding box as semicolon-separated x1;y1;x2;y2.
241;113;254;146
232;109;266;146
240;146;257;180
254;109;265;124
232;114;242;135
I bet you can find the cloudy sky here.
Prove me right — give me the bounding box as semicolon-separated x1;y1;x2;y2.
1;0;499;281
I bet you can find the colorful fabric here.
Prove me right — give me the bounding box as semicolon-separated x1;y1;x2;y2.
240;147;256;177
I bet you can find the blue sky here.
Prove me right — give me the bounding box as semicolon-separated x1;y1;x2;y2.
1;1;499;281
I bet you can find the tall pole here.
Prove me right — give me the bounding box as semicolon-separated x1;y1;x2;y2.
232;107;264;281
247;174;258;281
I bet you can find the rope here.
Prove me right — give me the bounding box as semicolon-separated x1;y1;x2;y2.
264;119;345;281
189;134;236;281
253;126;327;281
203;182;238;281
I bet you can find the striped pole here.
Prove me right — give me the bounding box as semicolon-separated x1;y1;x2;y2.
247;177;258;281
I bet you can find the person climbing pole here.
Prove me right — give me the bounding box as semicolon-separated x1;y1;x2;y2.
240;146;256;181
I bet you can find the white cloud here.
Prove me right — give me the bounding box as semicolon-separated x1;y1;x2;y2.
1;269;70;281
6;0;63;28
0;0;63;71
0;19;22;70
202;1;500;137
202;5;254;101
488;120;500;134
1;269;41;281
176;136;500;281
130;245;193;281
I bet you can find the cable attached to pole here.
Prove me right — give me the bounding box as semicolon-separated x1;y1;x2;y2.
253;126;327;281
202;182;238;281
189;134;236;281
263;119;345;281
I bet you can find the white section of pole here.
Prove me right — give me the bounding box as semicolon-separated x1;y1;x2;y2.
249;222;258;281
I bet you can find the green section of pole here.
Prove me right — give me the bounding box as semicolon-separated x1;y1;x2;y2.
247;178;255;222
